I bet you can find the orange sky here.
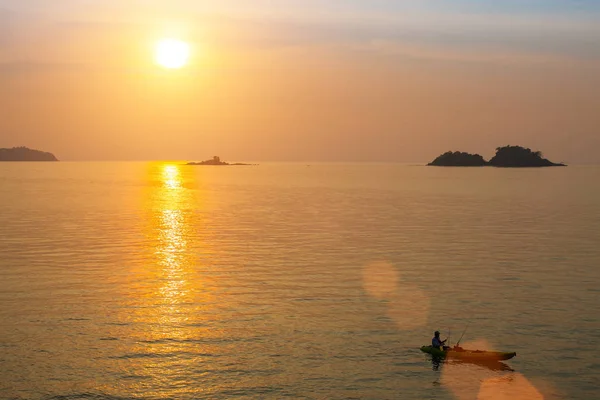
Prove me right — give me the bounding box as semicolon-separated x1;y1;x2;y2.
1;2;599;162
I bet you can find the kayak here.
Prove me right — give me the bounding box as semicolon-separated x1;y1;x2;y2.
421;345;516;361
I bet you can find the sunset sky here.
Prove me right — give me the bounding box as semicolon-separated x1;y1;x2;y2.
1;1;599;162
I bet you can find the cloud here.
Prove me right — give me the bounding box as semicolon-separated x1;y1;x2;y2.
1;4;599;70
0;61;96;74
199;13;600;68
0;8;17;45
356;39;600;68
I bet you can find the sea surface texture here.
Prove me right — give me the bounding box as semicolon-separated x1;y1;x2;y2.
1;162;599;399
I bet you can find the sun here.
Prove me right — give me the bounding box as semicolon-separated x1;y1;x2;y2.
155;39;190;69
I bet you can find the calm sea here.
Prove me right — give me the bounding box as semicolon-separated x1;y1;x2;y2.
0;162;599;400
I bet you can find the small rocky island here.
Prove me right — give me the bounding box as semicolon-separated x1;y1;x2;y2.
428;151;487;167
0;146;58;161
187;156;254;166
428;146;566;167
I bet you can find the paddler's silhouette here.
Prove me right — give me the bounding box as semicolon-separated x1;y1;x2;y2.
432;331;450;350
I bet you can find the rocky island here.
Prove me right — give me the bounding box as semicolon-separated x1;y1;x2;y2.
187;156;254;166
428;151;487;167
0;146;58;161
488;145;566;167
428;145;566;167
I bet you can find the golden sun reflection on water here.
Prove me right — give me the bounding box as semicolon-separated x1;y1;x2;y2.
162;165;181;190
116;163;217;397
154;164;195;313
157;208;189;312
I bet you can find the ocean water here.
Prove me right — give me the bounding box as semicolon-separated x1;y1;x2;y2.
0;162;599;400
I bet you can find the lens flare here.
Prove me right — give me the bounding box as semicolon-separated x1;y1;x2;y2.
363;261;430;330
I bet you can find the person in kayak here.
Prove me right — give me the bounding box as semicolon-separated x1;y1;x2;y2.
432;331;449;350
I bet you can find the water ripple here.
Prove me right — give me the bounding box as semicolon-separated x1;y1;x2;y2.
1;163;598;400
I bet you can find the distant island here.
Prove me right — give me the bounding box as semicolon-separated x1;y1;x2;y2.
428;146;566;167
427;151;487;167
186;156;255;166
0;146;58;161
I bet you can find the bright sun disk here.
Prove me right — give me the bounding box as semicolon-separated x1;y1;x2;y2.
155;39;190;69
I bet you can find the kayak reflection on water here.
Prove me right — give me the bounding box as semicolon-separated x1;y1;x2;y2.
431;357;514;372
431;356;443;371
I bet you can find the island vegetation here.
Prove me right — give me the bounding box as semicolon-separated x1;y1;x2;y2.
428;151;487;167
0;146;58;161
187;156;255;166
488;145;565;167
428;145;566;167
